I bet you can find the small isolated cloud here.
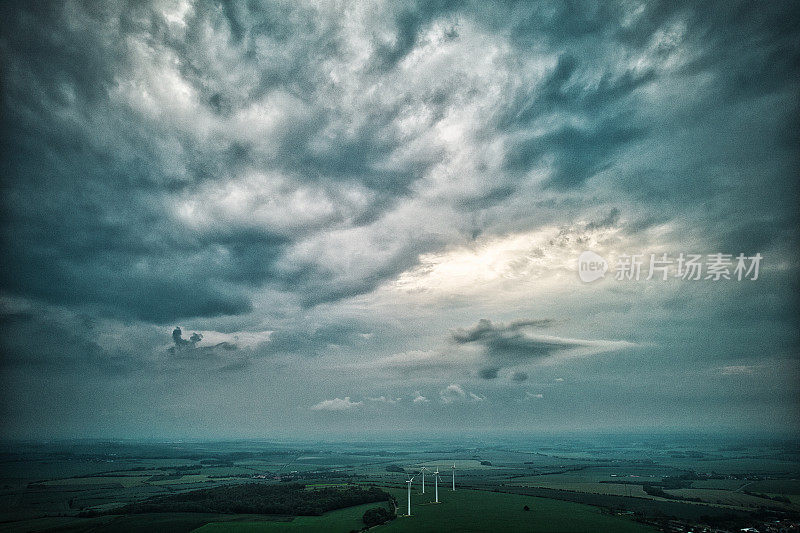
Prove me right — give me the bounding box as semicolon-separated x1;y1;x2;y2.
452;318;635;369
412;391;429;403
439;384;485;404
168;326;237;356
170;326;201;351
366;396;401;404
719;365;759;375
479;367;500;380
585;207;621;231
525;392;544;399
512;372;528;382
452;319;553;344
310;397;363;411
555;377;565;382
218;358;250;373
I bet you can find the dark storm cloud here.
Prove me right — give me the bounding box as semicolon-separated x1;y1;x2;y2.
260;322;368;358
452;318;611;366
168;326;237;356
585;207;621;231
0;215;283;322
0;308;143;376
3;0;797;327
0;1;464;322
0;3;296;322
470;332;577;360
369;1;466;71
172;327;200;348
503;120;647;189
452;319;554;344
493;0;798;235
278;234;442;307
164;0;451;197
478;367;499;380
0;0;798;439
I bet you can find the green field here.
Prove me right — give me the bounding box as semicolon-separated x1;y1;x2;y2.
382;489;656;533
0;513;292;533
39;476;152;488
689;479;747;490
743;479;800;495
506;480;651;498
192;502;389;532
665;488;793;509
192;488;657;533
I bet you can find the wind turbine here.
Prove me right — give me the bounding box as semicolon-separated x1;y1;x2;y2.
451;463;456;491
433;468;440;503
419;466;428;494
405;475;415;516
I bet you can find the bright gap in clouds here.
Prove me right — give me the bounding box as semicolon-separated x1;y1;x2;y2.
393;224;622;294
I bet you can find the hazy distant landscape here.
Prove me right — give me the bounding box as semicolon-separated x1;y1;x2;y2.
1;434;798;532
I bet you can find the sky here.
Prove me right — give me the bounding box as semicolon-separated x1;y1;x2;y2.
0;0;798;440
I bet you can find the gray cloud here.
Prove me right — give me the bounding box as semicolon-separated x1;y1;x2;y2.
3;0;797;325
452;319;554;344
168;326;237;357
0;0;797;438
439;383;484;404
310;396;363;411
0;306;146;376
452;318;634;369
585;207;621;231
259;321;368;358
511;372;528;382
478;367;499;380
171;327;201;349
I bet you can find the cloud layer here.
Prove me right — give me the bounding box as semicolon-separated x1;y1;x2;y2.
0;0;798;438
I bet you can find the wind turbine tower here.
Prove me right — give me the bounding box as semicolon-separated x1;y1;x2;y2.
406;475;415;516
419;466;428;494
434;468;440;503
452;464;456;491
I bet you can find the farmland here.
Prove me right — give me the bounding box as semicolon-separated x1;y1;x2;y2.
0;434;798;532
194;489;655;533
194;502;393;532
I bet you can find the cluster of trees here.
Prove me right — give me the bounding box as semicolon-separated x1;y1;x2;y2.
105;483;391;517
385;465;405;472
642;484;702;502
200;459;235;467
362;506;393;527
743;491;792;503
303;470;353;480
157;464;201;472
644;472;791;507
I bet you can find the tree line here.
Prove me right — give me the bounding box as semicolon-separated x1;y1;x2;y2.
82;483;391;517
